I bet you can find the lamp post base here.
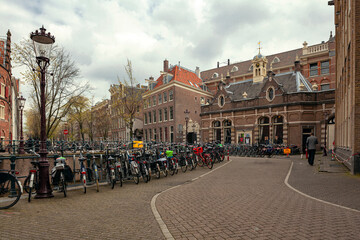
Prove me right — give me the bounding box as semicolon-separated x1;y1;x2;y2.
35;160;54;199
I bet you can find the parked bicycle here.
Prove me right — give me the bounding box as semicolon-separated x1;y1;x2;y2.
0;169;22;209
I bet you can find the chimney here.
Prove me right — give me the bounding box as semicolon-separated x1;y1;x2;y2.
163;59;169;72
5;30;11;72
217;62;219;68
195;66;200;78
228;59;230;65
294;61;301;72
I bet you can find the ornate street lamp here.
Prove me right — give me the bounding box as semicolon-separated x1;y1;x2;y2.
184;109;190;144
18;95;26;154
30;26;55;198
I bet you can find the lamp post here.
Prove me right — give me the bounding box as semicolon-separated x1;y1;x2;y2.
30;26;55;198
18;95;26;154
323;112;329;156
184;109;190;144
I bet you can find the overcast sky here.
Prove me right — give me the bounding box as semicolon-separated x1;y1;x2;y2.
0;0;334;105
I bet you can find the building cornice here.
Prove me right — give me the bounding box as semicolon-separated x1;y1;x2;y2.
200;99;335;116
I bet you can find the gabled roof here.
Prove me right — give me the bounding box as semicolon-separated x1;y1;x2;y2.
152;65;204;90
225;71;313;101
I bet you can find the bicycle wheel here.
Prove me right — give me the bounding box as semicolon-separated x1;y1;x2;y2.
60;172;67;198
118;172;123;187
170;161;176;176
155;164;161;179
186;157;193;171
96;178;100;192
0;173;22;209
204;155;214;169
134;174;139;184
181;159;187;173
197;156;204;167
111;179;116;189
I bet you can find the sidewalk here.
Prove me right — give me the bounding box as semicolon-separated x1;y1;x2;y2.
318;153;349;173
287;154;360;211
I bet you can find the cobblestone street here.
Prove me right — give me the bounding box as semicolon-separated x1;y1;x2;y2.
1;156;360;240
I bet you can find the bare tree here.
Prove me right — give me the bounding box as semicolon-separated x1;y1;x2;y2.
114;59;144;140
93;100;111;140
13;39;90;138
67;95;91;142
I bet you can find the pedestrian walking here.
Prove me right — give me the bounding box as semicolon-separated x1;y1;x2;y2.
306;132;318;166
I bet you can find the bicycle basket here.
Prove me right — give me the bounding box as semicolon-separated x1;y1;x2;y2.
165;150;173;158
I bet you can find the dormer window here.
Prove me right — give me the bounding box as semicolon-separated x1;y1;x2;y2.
249;65;253;71
271;57;280;64
231;66;238;72
212;72;219;78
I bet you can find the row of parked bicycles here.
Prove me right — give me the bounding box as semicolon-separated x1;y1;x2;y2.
0;142;226;209
226;144;301;157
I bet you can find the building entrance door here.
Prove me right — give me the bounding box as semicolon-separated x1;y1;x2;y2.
302;127;314;153
187;132;196;144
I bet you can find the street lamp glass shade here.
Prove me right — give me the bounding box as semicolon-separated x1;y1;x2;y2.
30;26;55;61
18;95;26;109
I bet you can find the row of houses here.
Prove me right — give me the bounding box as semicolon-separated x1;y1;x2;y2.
67;1;359;174
0;30;21;144
83;35;336;156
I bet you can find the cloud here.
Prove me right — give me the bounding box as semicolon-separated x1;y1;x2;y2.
0;0;334;104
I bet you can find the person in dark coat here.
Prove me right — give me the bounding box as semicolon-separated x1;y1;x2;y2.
306;132;318;166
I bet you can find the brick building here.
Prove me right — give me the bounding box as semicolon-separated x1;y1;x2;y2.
109;83;144;141
201;38;336;94
329;0;360;173
200;50;335;151
143;60;212;143
92;99;111;141
0;30;20;142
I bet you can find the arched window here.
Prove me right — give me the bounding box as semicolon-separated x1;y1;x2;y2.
223;119;232;127
213;121;221;128
273;116;283;144
219;95;225;107
212;72;219;78
258;117;270;144
266;87;275;101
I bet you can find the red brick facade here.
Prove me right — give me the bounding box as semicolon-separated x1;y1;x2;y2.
330;0;360;173
201;38;336;95
0;30;14;141
143;60;212;143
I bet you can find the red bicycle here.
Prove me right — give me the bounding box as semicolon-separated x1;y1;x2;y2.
193;146;214;169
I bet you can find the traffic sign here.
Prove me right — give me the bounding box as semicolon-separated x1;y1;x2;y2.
64;129;68;135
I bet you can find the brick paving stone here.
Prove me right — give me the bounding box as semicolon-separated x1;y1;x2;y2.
157;157;360;239
0;161;221;240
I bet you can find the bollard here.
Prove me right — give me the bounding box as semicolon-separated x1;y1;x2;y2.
100;154;103;181
227;149;230;161
9;155;18;197
73;155;76;184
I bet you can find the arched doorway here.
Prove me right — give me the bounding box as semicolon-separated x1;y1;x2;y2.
223;120;232;144
213;121;221;142
259;117;270;144
272;115;283;144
